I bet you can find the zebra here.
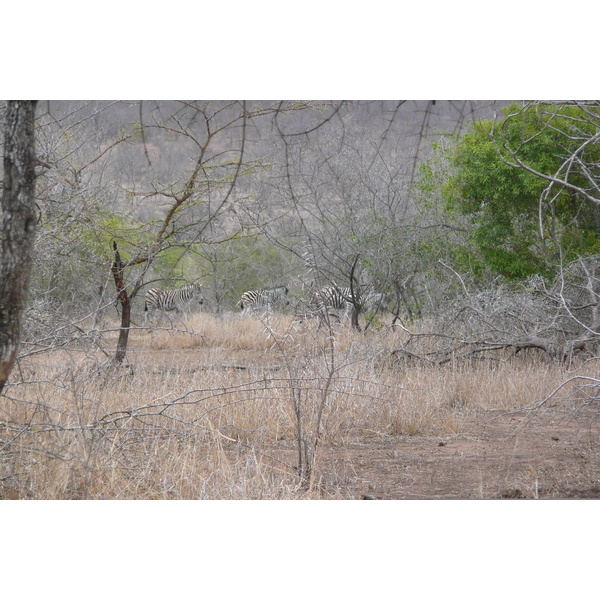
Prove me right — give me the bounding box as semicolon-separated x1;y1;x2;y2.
309;286;381;324
309;286;364;323
238;286;290;315
363;291;386;314
144;284;204;324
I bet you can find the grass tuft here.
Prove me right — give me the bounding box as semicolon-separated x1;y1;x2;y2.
0;311;593;499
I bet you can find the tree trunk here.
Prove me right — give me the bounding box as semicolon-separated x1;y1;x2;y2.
0;101;37;394
111;241;131;364
348;254;362;331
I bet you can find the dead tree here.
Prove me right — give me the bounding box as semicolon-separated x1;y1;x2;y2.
111;241;131;365
393;257;600;366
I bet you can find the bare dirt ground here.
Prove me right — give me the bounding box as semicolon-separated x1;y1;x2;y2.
318;405;600;500
132;342;600;500
236;403;600;500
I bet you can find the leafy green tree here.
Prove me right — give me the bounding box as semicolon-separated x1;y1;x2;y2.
440;101;600;280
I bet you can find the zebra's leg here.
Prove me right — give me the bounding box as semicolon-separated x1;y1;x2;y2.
176;306;193;331
165;308;178;328
145;305;159;338
338;301;353;325
173;305;182;325
317;305;333;330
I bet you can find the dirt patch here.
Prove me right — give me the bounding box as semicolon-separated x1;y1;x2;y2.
314;404;600;499
10;322;596;500
126;333;600;500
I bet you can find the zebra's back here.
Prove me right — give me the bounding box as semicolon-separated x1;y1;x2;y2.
144;284;204;323
239;286;289;314
310;286;376;323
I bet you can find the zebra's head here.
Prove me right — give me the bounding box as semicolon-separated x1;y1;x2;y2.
193;284;205;305
277;286;290;305
364;291;386;312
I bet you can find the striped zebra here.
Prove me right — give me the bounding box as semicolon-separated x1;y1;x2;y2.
310;286;381;323
363;291;386;313
144;284;204;324
310;286;363;322
239;286;290;315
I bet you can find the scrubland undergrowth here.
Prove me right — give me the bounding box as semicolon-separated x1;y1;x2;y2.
1;312;597;499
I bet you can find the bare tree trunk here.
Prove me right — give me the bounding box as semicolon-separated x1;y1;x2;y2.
0;101;37;394
348;254;362;331
111;241;131;364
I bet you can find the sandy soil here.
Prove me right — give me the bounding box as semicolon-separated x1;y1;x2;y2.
125;334;600;500
320;405;600;499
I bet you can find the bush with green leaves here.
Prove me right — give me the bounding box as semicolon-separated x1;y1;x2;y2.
437;102;600;280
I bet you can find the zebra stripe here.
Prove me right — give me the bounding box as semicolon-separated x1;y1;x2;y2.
239;286;289;314
311;286;378;322
144;284;204;323
310;286;357;321
363;292;386;313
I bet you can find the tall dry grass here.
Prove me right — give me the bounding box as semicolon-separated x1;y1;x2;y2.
0;310;593;499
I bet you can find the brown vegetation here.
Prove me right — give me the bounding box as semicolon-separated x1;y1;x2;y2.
1;312;598;499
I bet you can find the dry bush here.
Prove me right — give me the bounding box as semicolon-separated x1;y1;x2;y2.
1;310;596;499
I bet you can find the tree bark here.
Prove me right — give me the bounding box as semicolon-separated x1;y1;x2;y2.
348;254;361;331
0;101;37;393
111;241;131;364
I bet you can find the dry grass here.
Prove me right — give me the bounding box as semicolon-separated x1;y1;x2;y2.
1;311;596;499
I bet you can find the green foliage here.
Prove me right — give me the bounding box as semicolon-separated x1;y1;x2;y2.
363;311;385;331
80;212;147;263
151;245;201;284
30;209;151;313
438;102;600;280
197;234;296;308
